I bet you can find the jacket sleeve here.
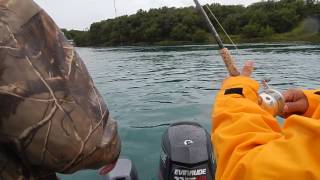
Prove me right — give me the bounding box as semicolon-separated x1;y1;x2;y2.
303;90;320;118
212;76;320;180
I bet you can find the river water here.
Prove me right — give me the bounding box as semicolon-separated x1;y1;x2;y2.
59;44;320;180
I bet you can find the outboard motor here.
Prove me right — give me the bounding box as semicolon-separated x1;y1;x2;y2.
159;122;216;180
105;158;139;180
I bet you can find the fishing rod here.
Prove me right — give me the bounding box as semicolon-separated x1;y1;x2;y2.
193;0;240;76
193;0;285;116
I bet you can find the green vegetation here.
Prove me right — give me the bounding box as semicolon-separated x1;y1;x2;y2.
63;0;320;46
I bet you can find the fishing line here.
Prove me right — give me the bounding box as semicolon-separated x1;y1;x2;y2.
130;123;171;129
113;0;123;45
204;5;241;55
113;0;117;17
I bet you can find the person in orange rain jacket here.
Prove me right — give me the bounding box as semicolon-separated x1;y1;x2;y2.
212;60;320;180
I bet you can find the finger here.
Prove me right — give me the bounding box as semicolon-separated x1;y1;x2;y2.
241;60;254;77
282;89;296;102
283;100;306;114
283;89;305;103
280;112;290;119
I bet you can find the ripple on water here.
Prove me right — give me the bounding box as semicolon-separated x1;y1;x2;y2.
61;44;320;180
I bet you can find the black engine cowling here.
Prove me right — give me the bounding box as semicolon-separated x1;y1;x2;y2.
159;122;216;180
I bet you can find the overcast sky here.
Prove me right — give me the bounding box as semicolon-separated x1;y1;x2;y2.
34;0;260;30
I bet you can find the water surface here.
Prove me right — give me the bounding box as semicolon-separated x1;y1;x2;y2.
60;44;320;180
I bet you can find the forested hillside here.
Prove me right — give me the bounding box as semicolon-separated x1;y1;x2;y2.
62;0;320;46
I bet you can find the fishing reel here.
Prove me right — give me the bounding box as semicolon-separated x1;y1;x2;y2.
258;79;285;116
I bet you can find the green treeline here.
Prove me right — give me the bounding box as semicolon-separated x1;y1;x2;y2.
62;0;320;46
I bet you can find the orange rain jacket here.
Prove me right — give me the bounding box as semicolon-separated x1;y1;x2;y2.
212;76;320;180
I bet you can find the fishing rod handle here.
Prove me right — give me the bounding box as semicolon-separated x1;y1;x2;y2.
220;48;241;76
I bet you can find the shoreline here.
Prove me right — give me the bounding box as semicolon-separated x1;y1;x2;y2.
74;36;320;48
71;31;320;47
